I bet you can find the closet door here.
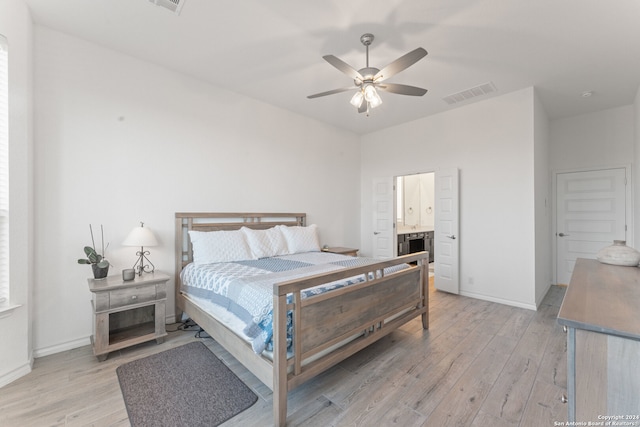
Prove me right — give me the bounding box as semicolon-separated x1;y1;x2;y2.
556;168;627;285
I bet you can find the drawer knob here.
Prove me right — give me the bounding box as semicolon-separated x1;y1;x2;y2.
561;394;568;404
131;295;138;300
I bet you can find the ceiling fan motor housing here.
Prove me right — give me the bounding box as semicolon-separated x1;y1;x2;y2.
355;67;380;85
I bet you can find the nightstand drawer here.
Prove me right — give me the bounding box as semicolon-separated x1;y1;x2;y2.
109;285;157;309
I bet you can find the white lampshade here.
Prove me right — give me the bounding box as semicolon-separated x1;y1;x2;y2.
123;223;158;247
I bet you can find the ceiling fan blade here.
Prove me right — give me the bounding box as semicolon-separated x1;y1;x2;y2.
323;55;364;81
374;47;428;82
307;87;355;99
377;83;428;96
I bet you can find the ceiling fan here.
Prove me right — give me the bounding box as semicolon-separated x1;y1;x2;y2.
307;33;428;114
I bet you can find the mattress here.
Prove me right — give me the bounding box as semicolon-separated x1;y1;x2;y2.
180;251;409;354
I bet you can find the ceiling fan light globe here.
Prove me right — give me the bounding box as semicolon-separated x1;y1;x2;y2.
363;84;377;101
363;84;382;108
369;93;383;108
350;91;364;108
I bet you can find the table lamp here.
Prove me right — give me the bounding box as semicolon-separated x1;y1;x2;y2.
123;222;159;276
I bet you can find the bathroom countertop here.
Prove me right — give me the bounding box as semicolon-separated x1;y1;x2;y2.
397;227;434;234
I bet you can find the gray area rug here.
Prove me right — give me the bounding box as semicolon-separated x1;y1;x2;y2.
117;341;258;427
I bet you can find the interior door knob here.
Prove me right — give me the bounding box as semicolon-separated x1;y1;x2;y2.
558;233;570;237
373;231;381;235
446;235;456;240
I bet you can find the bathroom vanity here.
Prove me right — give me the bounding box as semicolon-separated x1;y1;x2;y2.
397;228;434;262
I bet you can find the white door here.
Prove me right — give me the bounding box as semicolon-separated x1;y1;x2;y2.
372;177;394;258
434;168;459;294
556;168;627;285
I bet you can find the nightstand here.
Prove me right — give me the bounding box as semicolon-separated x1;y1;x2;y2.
88;271;169;361
322;246;359;257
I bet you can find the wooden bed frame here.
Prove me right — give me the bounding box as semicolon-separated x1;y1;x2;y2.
175;212;429;426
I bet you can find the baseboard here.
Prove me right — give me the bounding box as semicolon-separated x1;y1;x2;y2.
33;336;91;358
535;282;553;309
0;357;33;388
33;314;178;359
34;316;177;358
459;290;537;311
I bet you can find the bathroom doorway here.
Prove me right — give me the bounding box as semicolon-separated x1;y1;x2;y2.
395;172;435;263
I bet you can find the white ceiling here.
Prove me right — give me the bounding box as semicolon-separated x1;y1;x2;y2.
23;0;640;135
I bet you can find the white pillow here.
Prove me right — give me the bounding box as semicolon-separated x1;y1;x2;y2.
280;224;321;254
188;230;254;264
241;226;289;258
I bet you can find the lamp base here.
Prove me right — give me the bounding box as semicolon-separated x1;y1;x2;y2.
132;247;155;276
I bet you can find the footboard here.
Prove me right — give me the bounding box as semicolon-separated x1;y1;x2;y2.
272;251;429;426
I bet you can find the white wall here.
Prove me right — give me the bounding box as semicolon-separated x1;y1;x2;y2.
420;173;435;229
549;105;634;172
361;88;538;309
534;92;551;305
0;0;34;386
33;26;361;355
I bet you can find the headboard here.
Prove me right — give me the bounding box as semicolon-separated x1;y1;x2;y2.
174;212;306;314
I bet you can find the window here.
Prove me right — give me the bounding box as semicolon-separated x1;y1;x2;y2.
0;34;8;308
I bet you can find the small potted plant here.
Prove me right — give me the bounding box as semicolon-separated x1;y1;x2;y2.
78;224;110;279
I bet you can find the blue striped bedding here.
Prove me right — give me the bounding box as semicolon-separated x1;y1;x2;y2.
180;251;408;354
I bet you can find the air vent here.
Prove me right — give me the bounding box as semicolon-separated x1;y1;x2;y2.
148;0;185;15
443;81;497;105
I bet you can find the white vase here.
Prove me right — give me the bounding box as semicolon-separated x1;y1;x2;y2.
596;240;640;266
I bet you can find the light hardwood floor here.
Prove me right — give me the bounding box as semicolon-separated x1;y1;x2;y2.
0;282;568;426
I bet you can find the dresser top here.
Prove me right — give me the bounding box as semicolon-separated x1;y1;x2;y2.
558;258;640;340
88;271;170;292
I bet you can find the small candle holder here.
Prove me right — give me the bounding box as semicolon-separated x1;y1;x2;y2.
122;269;135;281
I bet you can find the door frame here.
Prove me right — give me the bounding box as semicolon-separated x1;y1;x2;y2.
551;164;633;285
393;168;460;294
393;169;436;257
